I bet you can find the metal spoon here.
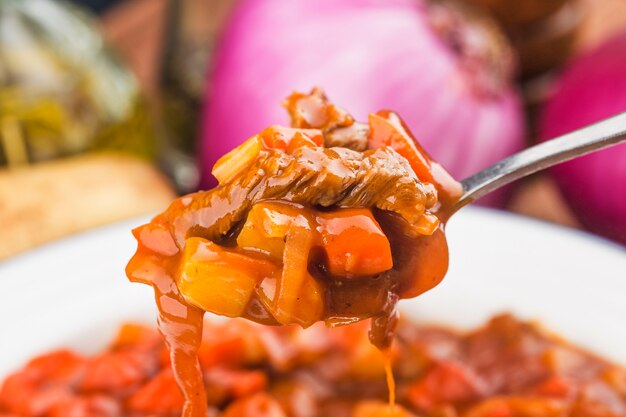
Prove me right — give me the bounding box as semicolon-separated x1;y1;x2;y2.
454;111;626;211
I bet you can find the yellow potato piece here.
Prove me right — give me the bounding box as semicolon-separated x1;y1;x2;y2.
236;215;285;261
211;135;263;184
257;272;324;328
236;202;296;260
295;273;325;327
177;237;278;318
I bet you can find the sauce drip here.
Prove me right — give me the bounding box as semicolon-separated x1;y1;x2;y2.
383;349;396;409
125;216;207;417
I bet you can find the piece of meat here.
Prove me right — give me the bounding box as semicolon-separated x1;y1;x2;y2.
283;88;354;132
166;146;437;248
324;123;370;151
284;88;369;151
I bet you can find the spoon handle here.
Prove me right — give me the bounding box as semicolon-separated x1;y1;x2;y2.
455;111;626;210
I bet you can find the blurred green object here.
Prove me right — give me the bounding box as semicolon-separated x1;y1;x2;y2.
0;0;154;167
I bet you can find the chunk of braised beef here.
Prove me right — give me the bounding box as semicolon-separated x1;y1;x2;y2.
283;88;369;151
166;146;437;248
324;123;369;151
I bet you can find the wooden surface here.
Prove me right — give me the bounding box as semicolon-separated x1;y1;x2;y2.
0;154;176;260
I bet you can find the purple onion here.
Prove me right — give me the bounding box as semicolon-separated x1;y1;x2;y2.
539;31;626;244
201;0;525;205
540;32;626;243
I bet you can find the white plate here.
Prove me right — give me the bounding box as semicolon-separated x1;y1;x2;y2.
1;207;625;379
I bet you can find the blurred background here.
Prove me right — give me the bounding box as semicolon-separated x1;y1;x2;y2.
1;0;625;259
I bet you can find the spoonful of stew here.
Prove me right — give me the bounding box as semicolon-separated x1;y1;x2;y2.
126;88;626;417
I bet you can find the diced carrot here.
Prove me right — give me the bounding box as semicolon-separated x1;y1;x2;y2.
464;397;566;417
0;350;86;416
463;399;514;417
178;237;280;318
221;393;287;417
79;350;157;394
532;376;572;398
24;387;76;417
0;373;32;414
126;368;184;415
49;394;120;417
225;321;269;365
407;361;485;411
483;405;514;417
197;335;246;370
204;367;268;399
345;340;388;380
352;400;416;417
111;323;161;351
368;111;462;205
317;208;393;277
212;135;264;184
368;111;434;184
23;350;84;383
0;380;73;417
603;367;626;397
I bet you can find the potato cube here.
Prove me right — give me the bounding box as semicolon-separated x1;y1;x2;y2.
212;136;263;184
237;202;302;260
177;237;279;318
